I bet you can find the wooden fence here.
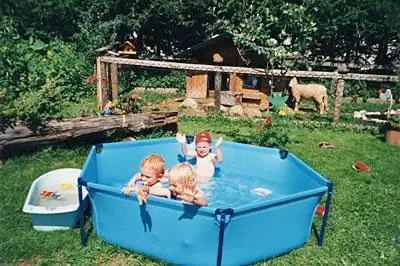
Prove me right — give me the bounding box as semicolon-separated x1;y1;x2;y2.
96;56;398;122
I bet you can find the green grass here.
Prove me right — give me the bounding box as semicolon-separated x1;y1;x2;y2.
59;96;98;118
136;91;184;104
1;116;399;265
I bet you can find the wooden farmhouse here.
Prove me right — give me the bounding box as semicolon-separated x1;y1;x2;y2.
177;33;276;107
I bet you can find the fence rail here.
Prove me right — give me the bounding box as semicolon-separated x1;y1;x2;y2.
100;56;398;82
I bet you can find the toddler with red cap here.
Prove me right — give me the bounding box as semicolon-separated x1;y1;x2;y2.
176;131;223;181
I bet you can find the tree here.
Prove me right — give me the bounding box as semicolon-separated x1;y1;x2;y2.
307;0;400;66
209;0;316;69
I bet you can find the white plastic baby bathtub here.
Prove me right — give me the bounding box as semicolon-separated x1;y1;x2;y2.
23;168;88;231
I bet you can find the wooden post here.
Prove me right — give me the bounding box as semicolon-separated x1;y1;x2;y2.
96;57;103;111
101;62;109;109
214;72;222;109
333;79;344;122
229;73;237;92
110;63;118;102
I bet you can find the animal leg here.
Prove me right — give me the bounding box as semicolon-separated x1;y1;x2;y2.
323;95;329;113
294;98;301;112
315;97;325;114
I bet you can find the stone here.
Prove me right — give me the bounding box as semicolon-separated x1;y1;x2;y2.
229;105;244;117
244;107;262;118
180;98;198;109
220;105;229;112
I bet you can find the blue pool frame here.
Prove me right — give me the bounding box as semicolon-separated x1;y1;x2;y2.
77;138;333;265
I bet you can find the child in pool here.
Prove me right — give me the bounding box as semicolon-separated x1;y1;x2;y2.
168;162;208;206
122;154;170;205
176;131;223;181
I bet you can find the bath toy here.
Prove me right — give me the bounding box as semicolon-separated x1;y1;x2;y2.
352;162;370;172
40;190;63;200
60;183;72;189
251;187;272;196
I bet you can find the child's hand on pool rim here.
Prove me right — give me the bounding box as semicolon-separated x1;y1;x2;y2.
121;186;134;196
136;186;150;205
177;188;196;202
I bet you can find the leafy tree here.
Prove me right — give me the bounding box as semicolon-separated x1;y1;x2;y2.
75;0;214;57
209;0;316;69
307;0;400;66
0;0;84;41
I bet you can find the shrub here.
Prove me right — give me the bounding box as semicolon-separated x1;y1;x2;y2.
253;117;290;148
0;20;95;131
120;69;186;92
235;115;290;149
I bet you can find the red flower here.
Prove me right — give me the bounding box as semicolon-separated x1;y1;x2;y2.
265;117;272;127
256;124;262;131
86;76;96;84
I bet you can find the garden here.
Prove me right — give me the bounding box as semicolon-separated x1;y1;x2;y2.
1;0;400;265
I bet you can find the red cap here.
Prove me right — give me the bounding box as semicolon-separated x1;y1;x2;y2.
195;132;212;144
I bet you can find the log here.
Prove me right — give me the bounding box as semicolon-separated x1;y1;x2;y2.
0;111;178;159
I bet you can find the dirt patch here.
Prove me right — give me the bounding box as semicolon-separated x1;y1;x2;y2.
141;97;210;117
17;256;41;266
96;254;145;266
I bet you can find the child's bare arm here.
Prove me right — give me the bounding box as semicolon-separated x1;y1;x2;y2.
176;133;189;156
122;172;141;196
215;137;223;163
177;188;208;206
149;186;171;199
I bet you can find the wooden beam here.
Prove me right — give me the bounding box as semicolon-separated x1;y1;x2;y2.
333;79;345;122
214;72;222;109
99;57;398;83
100;62;109;110
96;57;103;111
110;63;119;101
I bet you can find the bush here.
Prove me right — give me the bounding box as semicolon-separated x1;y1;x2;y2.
0;20;95;131
235;115;290;149
119;69;186;92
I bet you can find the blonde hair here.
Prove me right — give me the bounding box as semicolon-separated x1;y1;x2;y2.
168;163;196;188
140;154;165;175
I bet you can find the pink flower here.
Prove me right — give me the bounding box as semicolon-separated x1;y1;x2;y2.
86;76;96;84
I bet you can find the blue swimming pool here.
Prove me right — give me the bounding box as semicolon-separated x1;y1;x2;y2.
79;137;332;265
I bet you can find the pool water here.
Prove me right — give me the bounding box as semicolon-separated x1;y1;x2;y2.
200;170;284;208
116;167;284;208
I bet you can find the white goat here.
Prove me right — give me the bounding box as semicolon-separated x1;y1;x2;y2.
288;77;328;114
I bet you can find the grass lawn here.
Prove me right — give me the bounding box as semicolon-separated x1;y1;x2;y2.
0;115;399;265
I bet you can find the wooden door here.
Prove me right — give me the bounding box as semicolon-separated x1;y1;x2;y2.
186;71;208;98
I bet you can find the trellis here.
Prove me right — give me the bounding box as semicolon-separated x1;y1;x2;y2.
96;56;398;122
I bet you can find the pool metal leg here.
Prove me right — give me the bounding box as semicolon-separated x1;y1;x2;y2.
317;182;333;247
78;177;87;247
215;208;234;266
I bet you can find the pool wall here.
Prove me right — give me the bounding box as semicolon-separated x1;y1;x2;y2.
80;138;332;265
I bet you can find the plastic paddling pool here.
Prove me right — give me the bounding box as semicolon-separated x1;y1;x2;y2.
78;137;333;265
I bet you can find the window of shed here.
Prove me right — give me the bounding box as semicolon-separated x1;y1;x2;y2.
243;75;262;90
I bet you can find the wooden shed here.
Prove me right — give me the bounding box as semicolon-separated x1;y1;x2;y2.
177;33;276;107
